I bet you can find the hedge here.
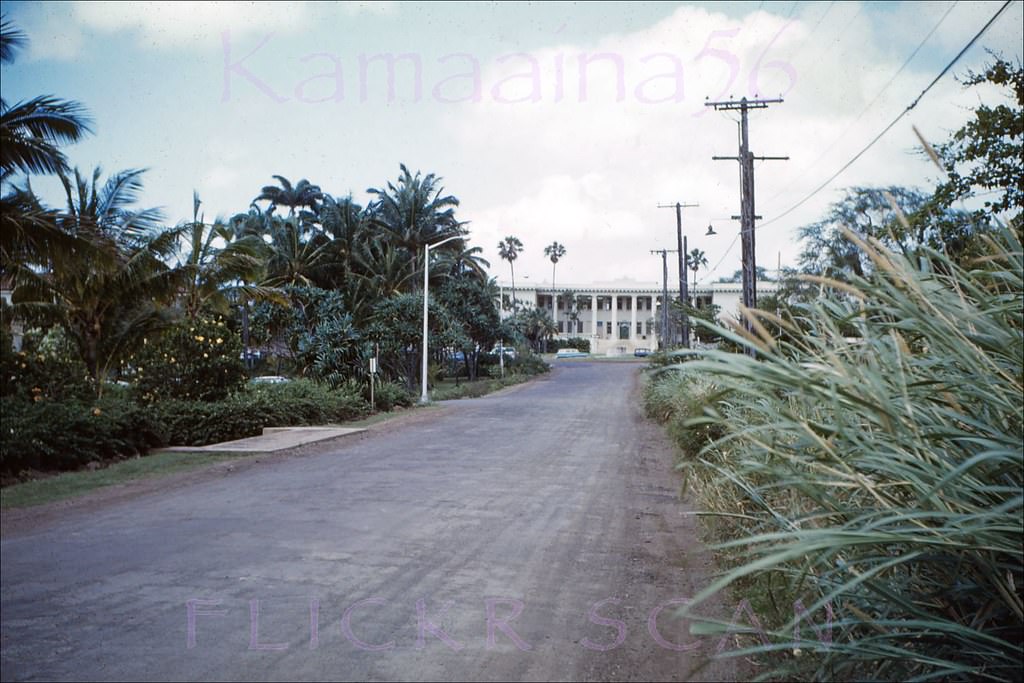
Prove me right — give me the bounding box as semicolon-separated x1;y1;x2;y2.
1;380;369;475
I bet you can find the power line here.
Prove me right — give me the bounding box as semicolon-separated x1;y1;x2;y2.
764;0;959;206
756;0;1013;233
785;1;837;65
700;0;1005;283
701;230;740;284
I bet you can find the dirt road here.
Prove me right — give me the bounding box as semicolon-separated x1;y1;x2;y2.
1;362;733;681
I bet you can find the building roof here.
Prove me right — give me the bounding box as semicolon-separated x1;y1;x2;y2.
496;280;778;295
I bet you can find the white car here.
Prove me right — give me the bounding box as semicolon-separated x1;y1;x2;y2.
491;346;517;359
250;375;291;384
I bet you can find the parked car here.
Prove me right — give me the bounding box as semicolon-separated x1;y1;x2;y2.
250;375;291;384
633;347;651;357
491;346;517;359
555;348;588;358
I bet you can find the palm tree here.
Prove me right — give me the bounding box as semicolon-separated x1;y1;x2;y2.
0;14;24;62
560;288;579;335
544;241;566;308
260;215;340;289
688;248;708;291
1;17;94;275
0;18;93;176
254;176;323;218
498;235;523;310
178;191;280;319
367;164;465;284
436;243;490;282
516;306;557;352
314;193;371;291
9;168;185;393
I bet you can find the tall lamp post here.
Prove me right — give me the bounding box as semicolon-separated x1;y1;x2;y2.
498;282;505;379
421;235;462;404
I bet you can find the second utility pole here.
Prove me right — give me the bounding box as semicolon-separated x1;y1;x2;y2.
657;201;698;348
706;96;787;356
650;249;677;352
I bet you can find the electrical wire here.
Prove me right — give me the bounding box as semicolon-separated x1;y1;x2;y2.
700;230;741;284
764;0;959;206
697;0;1009;284
755;0;1013;233
785;1;837;66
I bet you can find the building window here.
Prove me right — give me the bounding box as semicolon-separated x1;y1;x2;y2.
558;321;564;333
577;320;583;333
606;321;612;335
636;322;642;336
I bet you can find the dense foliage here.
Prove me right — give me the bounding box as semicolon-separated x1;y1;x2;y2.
128;317;245;402
1;397;163;474
2;13;544;477
647;227;1023;680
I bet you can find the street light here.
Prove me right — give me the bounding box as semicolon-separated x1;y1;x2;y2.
421;235;462;404
680;224;717;347
498;282;505;379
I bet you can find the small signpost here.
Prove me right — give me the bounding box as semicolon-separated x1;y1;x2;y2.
369;354;378;410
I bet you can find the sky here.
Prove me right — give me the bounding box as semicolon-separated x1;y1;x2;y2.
2;1;1022;288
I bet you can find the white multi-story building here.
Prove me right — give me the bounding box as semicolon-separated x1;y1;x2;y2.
497;279;779;355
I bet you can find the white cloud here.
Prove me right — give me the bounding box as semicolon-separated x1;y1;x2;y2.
16;1;399;60
340;1;397;16
446;2;1023;287
71;1;313;49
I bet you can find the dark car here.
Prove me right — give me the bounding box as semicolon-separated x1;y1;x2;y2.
633;347;651;357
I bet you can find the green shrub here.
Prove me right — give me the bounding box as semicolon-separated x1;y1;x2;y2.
508;351;550;376
0;379;371;473
152;379;369;446
665;227;1023;680
1;396;162;475
0;327;93;401
550;337;591;353
369;380;413;412
127;317;245;402
643;367;726;461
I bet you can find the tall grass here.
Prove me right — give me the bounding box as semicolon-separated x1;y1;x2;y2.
648;227;1023;680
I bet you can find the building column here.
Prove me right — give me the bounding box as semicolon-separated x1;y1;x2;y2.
591;295;598;337
611;295;618;344
630;295;637;340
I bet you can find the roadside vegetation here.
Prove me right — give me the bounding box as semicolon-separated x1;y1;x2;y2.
644;58;1023;680
0;17;550;484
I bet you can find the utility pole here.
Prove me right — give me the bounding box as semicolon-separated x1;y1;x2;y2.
706;97;787;356
657;201;698;348
650;249;678;351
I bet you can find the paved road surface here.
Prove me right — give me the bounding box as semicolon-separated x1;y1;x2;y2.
1;362;733;681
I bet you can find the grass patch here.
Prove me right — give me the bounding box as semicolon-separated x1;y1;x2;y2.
431;374;532;400
0;451;238;510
